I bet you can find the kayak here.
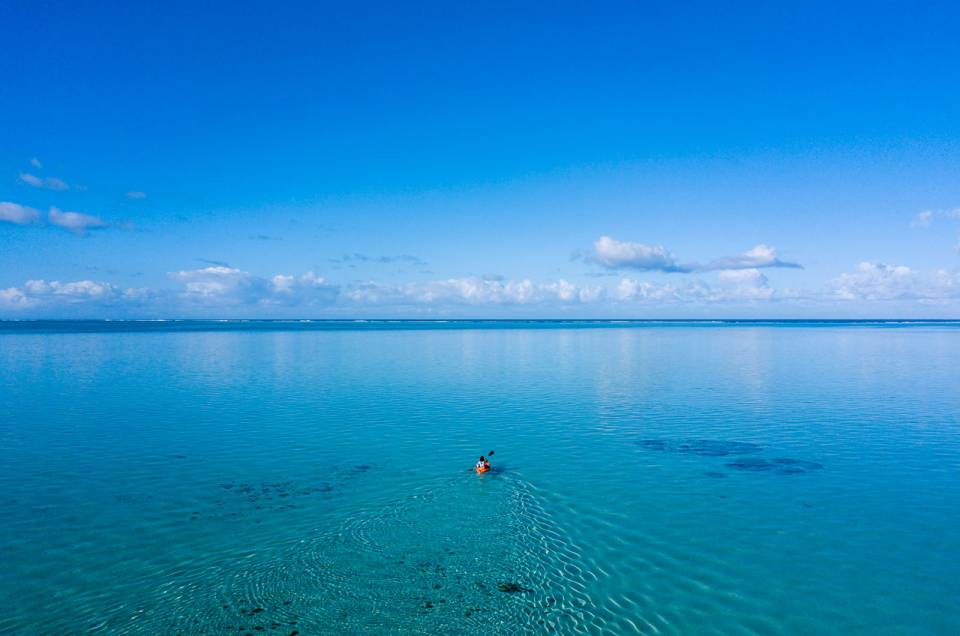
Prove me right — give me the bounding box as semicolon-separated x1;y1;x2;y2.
476;465;490;474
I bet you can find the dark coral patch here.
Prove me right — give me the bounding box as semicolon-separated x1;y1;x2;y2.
726;457;823;474
638;439;762;457
725;457;771;471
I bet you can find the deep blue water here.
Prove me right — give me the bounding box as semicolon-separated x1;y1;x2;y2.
1;321;958;634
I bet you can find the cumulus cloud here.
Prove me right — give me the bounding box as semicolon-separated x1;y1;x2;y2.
615;269;776;304
0;201;42;225
26;279;119;300
614;278;678;302
591;236;688;272
48;207;106;235
702;244;802;271
5;261;959;318
346;276;602;306
0;278;150;312
3;272;602;314
715;269;776;300
829;262;915;300
824;262;960;304
591;236;800;273
169;267;339;307
0;287;36;309
126;191;147;199
170;266;261;299
18;173;70;191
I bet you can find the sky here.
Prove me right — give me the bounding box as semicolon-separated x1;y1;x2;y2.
2;0;960;318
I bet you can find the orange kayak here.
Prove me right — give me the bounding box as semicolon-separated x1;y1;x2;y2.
476;465;490;474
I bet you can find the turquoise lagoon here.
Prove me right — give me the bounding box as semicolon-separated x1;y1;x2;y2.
1;321;958;634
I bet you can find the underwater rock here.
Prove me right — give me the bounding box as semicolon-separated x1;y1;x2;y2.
638;439;762;457
725;457;770;471
638;439;667;451
497;582;533;593
640;438;822;475
726;457;823;474
771;458;823;472
212;474;350;519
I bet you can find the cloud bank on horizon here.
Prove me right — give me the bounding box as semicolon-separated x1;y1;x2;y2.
3;258;960;318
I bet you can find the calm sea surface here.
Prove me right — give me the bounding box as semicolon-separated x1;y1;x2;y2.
1;321;958;635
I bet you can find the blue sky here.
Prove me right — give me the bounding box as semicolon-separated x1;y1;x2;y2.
2;0;960;318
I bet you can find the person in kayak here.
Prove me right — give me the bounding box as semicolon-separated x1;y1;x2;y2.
475;455;491;473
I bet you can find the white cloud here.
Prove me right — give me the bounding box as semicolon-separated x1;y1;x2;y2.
591;236;801;273
615;278;676;302
0;278;150;312
127;191;147;199
911;207;960;229
48;207;106;235
0;201;42;225
911;211;934;228
41;280;116;299
18;173;70;191
716;268;775;300
169;267;339;307
703;244;802;271
828;262;915;300
592;236;686;272
827;262;960;302
170;266;247;298
5;261;960;318
0;287;38;309
30;158;43;169
4;272;600;315
615;269;776;303
346;276;603;306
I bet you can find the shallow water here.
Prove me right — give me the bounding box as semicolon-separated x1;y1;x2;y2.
1;321;958;634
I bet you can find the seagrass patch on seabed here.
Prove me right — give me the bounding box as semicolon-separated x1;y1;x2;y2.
637;439;823;475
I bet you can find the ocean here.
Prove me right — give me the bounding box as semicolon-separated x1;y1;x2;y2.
1;320;958;634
